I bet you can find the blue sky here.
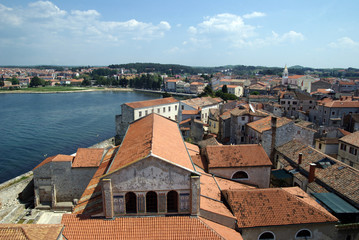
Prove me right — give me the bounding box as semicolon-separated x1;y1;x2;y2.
0;0;358;68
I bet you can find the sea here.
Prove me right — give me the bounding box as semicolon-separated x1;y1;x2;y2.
0;91;160;184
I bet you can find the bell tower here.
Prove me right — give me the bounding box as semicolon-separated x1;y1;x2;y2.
282;65;288;85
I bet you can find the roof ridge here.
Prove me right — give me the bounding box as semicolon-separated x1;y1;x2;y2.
198;218;226;240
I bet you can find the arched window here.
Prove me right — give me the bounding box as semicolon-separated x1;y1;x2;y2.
296;229;312;239
167;190;178;213
232;171;249;180
125;192;137;213
146;191;158;213
258;231;275;240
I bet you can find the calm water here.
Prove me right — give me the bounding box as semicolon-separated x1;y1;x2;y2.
0;91;160;183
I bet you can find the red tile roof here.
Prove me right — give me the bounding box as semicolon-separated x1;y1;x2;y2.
205;145;272;168
181;97;222;109
61;215;235;240
73;147;119;215
72;148;104;168
33;154;74;170
125;97;178;109
223;188;338;228
247;116;292;133
322;100;359;108
0;224;63;240
107;114;195;175
288;75;305;79
182;110;200;115
339;131;359;147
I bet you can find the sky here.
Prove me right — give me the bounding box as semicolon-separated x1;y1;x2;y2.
0;0;358;68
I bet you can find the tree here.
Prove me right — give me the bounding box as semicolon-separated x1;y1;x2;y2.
199;84;214;97
0;77;4;87
222;84;228;93
82;78;91;86
30;76;45;87
10;77;19;85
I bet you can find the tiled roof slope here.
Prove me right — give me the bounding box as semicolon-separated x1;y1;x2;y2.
125;97;178;109
247;116;292;133
322;101;359;108
205;145;272;168
199;217;243;240
276;140;359;207
73;146;119;215
72;148;104;168
61;215;240;240
0;224;63;240
181;97;222;109
223;188;338;229
339;131;359;147
108;113;195;174
33;154;74;170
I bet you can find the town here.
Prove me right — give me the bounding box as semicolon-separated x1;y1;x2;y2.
1;64;359;240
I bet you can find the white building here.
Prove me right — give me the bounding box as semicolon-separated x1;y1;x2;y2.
180;97;223;124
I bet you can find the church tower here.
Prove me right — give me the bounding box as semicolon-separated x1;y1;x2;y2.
282;65;288;85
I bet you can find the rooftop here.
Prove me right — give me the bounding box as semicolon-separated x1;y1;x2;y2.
339;131;359;147
107;113;195;174
223;188;338;229
72;148;104;168
61;215;241;240
205;145;272;168
0;224;63;240
181;97;222;109
125;97;178;109
247;116;292;133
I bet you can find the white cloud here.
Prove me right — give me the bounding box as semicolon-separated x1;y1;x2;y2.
328;37;359;48
0;1;171;44
243;11;266;19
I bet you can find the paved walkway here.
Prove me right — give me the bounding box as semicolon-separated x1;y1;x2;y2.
36;212;67;224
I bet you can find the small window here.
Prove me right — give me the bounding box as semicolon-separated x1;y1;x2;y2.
167;190;178;213
163;107;166;113
350;161;354;167
145;110;148;115
295;229;312;239
258;231;275;240
139;111;142;117
168;106;171;111
175;105;177;111
332;112;335;115
242;117;245;121
181;105;184;110
232;171;249;180
157;108;160;113
319;143;322;149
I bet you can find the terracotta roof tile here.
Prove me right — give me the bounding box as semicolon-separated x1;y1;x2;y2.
247;116;292;133
276;140;359;207
33;154;74;170
223;188;338;229
125;97;178;109
0;224;63;240
61;215;229;240
199;217;243;240
107;114;195;174
182;110;200;115
338;128;351;136
322;100;359;108
339;131;359;147
72;148;104;168
205;145;272;168
73;146;119;215
181;97;223;109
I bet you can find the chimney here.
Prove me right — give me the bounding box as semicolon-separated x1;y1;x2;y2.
269;116;278;163
308;163;316;183
298;153;302;165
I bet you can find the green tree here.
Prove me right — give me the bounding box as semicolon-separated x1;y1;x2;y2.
0;76;4;87
30;76;45;87
82;78;91;86
222;84;228;93
199;84;214;97
10;77;19;85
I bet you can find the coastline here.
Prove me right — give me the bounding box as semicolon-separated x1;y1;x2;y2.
0;87;134;94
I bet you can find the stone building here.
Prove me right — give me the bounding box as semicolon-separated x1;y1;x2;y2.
180;97;223;124
115;97;179;143
203;145;272;188
309;99;359;127
33;148;105;210
246;116;316;159
338;131;359;169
